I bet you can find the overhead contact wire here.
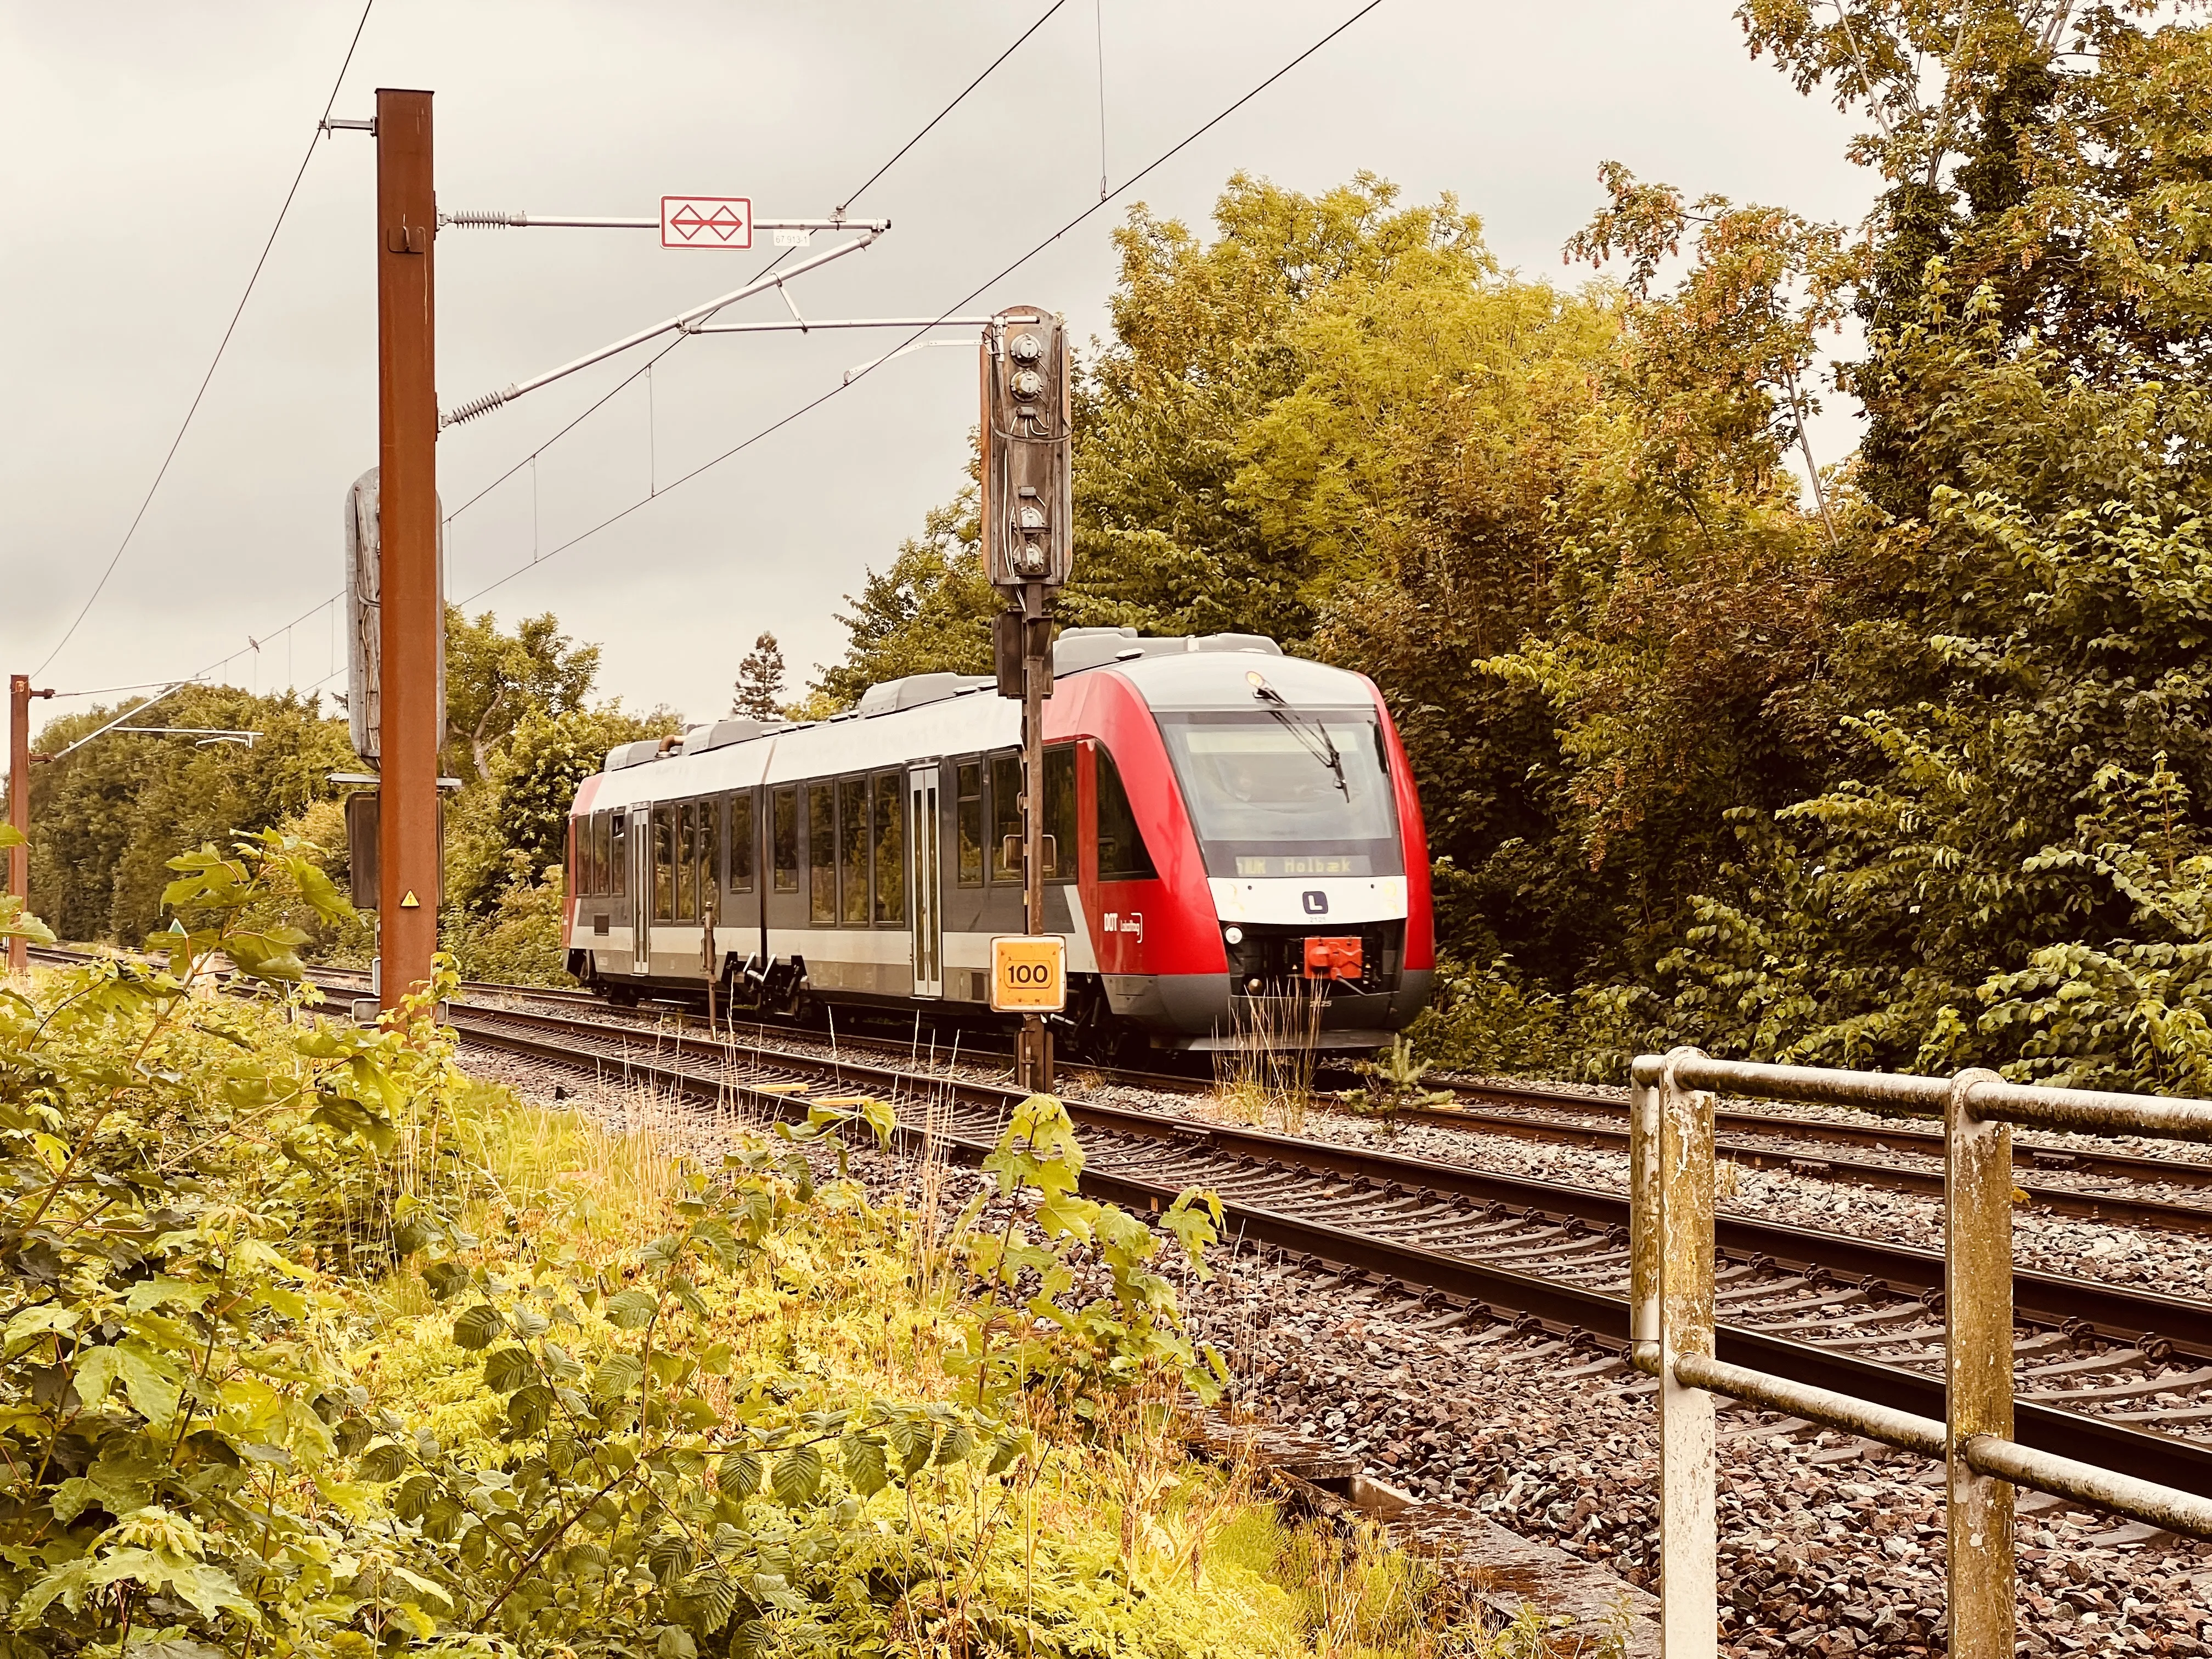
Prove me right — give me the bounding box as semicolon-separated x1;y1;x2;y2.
30;0;378;681
455;0;1386;606
442;0;1074;532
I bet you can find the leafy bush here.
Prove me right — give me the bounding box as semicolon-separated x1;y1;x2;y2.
2;831;1408;1659
440;867;573;987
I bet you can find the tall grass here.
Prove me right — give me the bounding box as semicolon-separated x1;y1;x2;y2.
1214;983;1327;1133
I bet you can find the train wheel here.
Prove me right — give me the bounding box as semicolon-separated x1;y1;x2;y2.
606;984;640;1009
1065;985;1132;1066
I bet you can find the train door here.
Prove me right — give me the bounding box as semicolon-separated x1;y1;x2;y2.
908;765;942;998
629;805;652;974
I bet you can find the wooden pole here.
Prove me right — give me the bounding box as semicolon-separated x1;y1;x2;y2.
374;89;441;1014
1946;1067;2016;1657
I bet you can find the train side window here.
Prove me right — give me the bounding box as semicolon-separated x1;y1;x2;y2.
611;812;628;897
872;771;905;924
990;752;1022;882
956;762;983;887
699;798;721;918
592;811;611;895
1094;744;1156;879
772;786;799;894
678;802;699;922
653;805;677;923
806;784;836;923
838;776;869;926
574;816;590;895
1043;746;1075;880
729;793;756;894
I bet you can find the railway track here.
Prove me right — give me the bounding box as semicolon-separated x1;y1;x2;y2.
301;958;2212;1229
443;998;2212;1505
35;944;2212;1228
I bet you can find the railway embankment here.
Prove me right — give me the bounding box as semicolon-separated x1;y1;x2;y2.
3;936;1554;1659
448;994;2212;1657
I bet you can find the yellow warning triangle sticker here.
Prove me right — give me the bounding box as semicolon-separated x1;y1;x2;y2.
400;890;421;909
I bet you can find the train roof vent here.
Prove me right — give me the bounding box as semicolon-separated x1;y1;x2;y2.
1049;627;1284;677
855;672;994;716
1052;625;1144;677
1187;633;1282;656
602;739;663;772
683;717;785;754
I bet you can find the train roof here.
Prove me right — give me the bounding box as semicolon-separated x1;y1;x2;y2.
578;627;1383;812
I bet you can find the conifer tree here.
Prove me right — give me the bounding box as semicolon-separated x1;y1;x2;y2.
731;630;787;719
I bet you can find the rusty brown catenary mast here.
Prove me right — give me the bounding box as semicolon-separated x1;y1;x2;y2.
375;89;441;1013
7;676;54;977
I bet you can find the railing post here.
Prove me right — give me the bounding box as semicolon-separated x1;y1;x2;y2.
1658;1046;1717;1658
1630;1060;1661;1374
1946;1066;2014;1656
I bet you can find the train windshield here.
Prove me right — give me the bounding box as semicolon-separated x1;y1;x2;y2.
1155;710;1402;878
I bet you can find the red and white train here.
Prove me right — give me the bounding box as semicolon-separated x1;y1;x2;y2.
562;626;1433;1052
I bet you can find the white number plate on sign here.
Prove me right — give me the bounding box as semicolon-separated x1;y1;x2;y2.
990;935;1066;1012
661;196;752;249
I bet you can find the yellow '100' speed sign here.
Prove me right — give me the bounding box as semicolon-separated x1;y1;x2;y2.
990;935;1066;1012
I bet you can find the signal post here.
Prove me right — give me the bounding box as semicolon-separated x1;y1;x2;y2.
375;89;442;1014
980;308;1073;1093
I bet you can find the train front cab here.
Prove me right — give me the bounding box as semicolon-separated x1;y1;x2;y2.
1056;653;1434;1050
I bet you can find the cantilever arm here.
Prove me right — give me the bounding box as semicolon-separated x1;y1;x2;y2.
441;230;882;427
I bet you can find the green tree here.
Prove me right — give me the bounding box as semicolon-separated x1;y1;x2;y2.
441;606;600;781
444;702;676;913
25;687;358;945
730;629;788;719
801;493;999;714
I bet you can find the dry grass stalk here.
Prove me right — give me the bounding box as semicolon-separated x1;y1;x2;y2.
1212;982;1327;1133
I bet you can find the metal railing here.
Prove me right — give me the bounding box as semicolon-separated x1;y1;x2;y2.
1628;1048;2212;1658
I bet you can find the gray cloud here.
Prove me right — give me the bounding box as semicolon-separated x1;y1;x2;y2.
2;0;1869;727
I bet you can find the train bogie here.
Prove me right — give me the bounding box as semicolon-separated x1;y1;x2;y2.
562;628;1434;1052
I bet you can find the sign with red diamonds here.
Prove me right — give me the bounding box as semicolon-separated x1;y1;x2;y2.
659;196;752;250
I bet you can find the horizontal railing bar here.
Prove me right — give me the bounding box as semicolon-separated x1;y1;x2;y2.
1633;1053;2212;1144
1669;1352;1945;1457
1964;1433;2212;1541
1669;1356;2212;1539
1973;1091;2212;1144
1630;1054;1950;1111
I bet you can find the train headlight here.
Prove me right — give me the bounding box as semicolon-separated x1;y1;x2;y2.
1223;926;1244;945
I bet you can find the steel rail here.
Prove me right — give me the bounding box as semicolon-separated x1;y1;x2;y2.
1400;1097;2212;1234
447;1003;2212;1354
443;1007;2212;1501
36;946;2212;1218
1448;1077;2212;1192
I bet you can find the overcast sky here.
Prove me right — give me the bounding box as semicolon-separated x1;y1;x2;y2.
2;1;1870;736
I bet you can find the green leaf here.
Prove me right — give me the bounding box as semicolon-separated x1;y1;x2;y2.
839;1434;889;1498
420;1259;471;1301
648;1536;695;1589
885;1415;934;1477
604;1288;658;1329
718;1448;762;1499
769;1443;822;1506
592;1352;645;1401
72;1342;182;1427
452;1305;504;1350
483;1346;534;1393
506;1383;554;1435
934;1422;975;1466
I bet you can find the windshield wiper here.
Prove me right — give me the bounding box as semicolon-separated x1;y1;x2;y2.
1247;672;1348;798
